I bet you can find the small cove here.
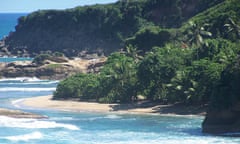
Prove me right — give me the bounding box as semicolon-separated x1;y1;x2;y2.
0;73;240;143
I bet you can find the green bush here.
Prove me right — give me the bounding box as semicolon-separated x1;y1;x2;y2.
53;73;100;100
137;45;187;101
32;54;51;65
98;52;138;103
126;26;173;53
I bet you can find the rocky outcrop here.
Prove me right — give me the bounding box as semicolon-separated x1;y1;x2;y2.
0;108;47;119
0;57;106;80
202;103;240;134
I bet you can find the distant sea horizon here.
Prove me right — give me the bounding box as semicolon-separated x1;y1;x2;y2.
0;13;28;39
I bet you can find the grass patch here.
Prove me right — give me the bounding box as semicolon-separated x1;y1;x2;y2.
46;64;63;69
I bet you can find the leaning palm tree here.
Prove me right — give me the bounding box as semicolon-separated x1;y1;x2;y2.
224;18;240;39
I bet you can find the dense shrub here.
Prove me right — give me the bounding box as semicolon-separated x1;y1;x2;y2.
53;73;100;100
98;53;138;103
126;26;173;53
32;54;51;65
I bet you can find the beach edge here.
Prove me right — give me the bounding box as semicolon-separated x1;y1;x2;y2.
21;95;206;116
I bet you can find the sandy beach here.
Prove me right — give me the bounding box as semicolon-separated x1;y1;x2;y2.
22;95;207;116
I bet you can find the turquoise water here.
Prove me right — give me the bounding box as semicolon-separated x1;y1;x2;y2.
0;57;33;62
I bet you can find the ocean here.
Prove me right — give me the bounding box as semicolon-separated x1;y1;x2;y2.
0;13;28;39
1;14;240;144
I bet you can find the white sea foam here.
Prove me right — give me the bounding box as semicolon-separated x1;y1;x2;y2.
0;116;79;130
51;117;78;121
1;81;59;85
104;114;122;119
11;99;24;108
81;115;122;121
0;87;56;92
5;131;43;142
0;77;39;82
104;138;232;144
0;77;58;83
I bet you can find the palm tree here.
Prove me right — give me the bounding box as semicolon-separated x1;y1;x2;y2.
224;18;240;39
187;21;212;46
186;21;212;59
124;44;143;62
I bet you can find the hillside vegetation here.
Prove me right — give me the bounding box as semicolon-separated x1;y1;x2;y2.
53;0;240;106
2;0;224;56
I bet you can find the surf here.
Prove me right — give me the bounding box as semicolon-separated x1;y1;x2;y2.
4;131;43;142
0;116;79;130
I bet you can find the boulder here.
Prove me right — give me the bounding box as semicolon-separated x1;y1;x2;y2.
202;104;240;134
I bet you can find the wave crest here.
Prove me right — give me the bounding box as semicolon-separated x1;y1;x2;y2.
5;131;43;142
0;87;56;92
0;116;79;130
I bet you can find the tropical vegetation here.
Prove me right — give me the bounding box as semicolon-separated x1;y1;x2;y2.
8;0;238;110
52;0;240;108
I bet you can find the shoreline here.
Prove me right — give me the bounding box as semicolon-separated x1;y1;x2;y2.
21;95;207;116
0;108;47;119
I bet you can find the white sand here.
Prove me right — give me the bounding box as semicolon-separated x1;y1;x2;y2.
22;95;156;114
22;95;206;116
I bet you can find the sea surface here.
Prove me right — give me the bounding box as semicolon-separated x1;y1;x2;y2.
0;13;28;39
1;14;240;144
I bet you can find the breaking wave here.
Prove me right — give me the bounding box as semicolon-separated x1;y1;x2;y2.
5;131;43;142
0;116;79;130
0;87;56;92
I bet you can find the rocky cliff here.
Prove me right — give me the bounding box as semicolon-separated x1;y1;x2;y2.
202;56;240;134
202;108;240;134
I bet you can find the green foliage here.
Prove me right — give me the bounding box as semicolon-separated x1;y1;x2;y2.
46;64;62;69
50;0;240;110
210;56;240;110
185;21;212;47
9;0;224;57
184;59;224;103
224;18;240;41
53;73;100;100
54;52;138;103
126;26;173;53
137;45;187;101
53;52;64;57
193;38;238;61
98;53;138;103
32;54;51;65
143;0;224;28
187;0;240;41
